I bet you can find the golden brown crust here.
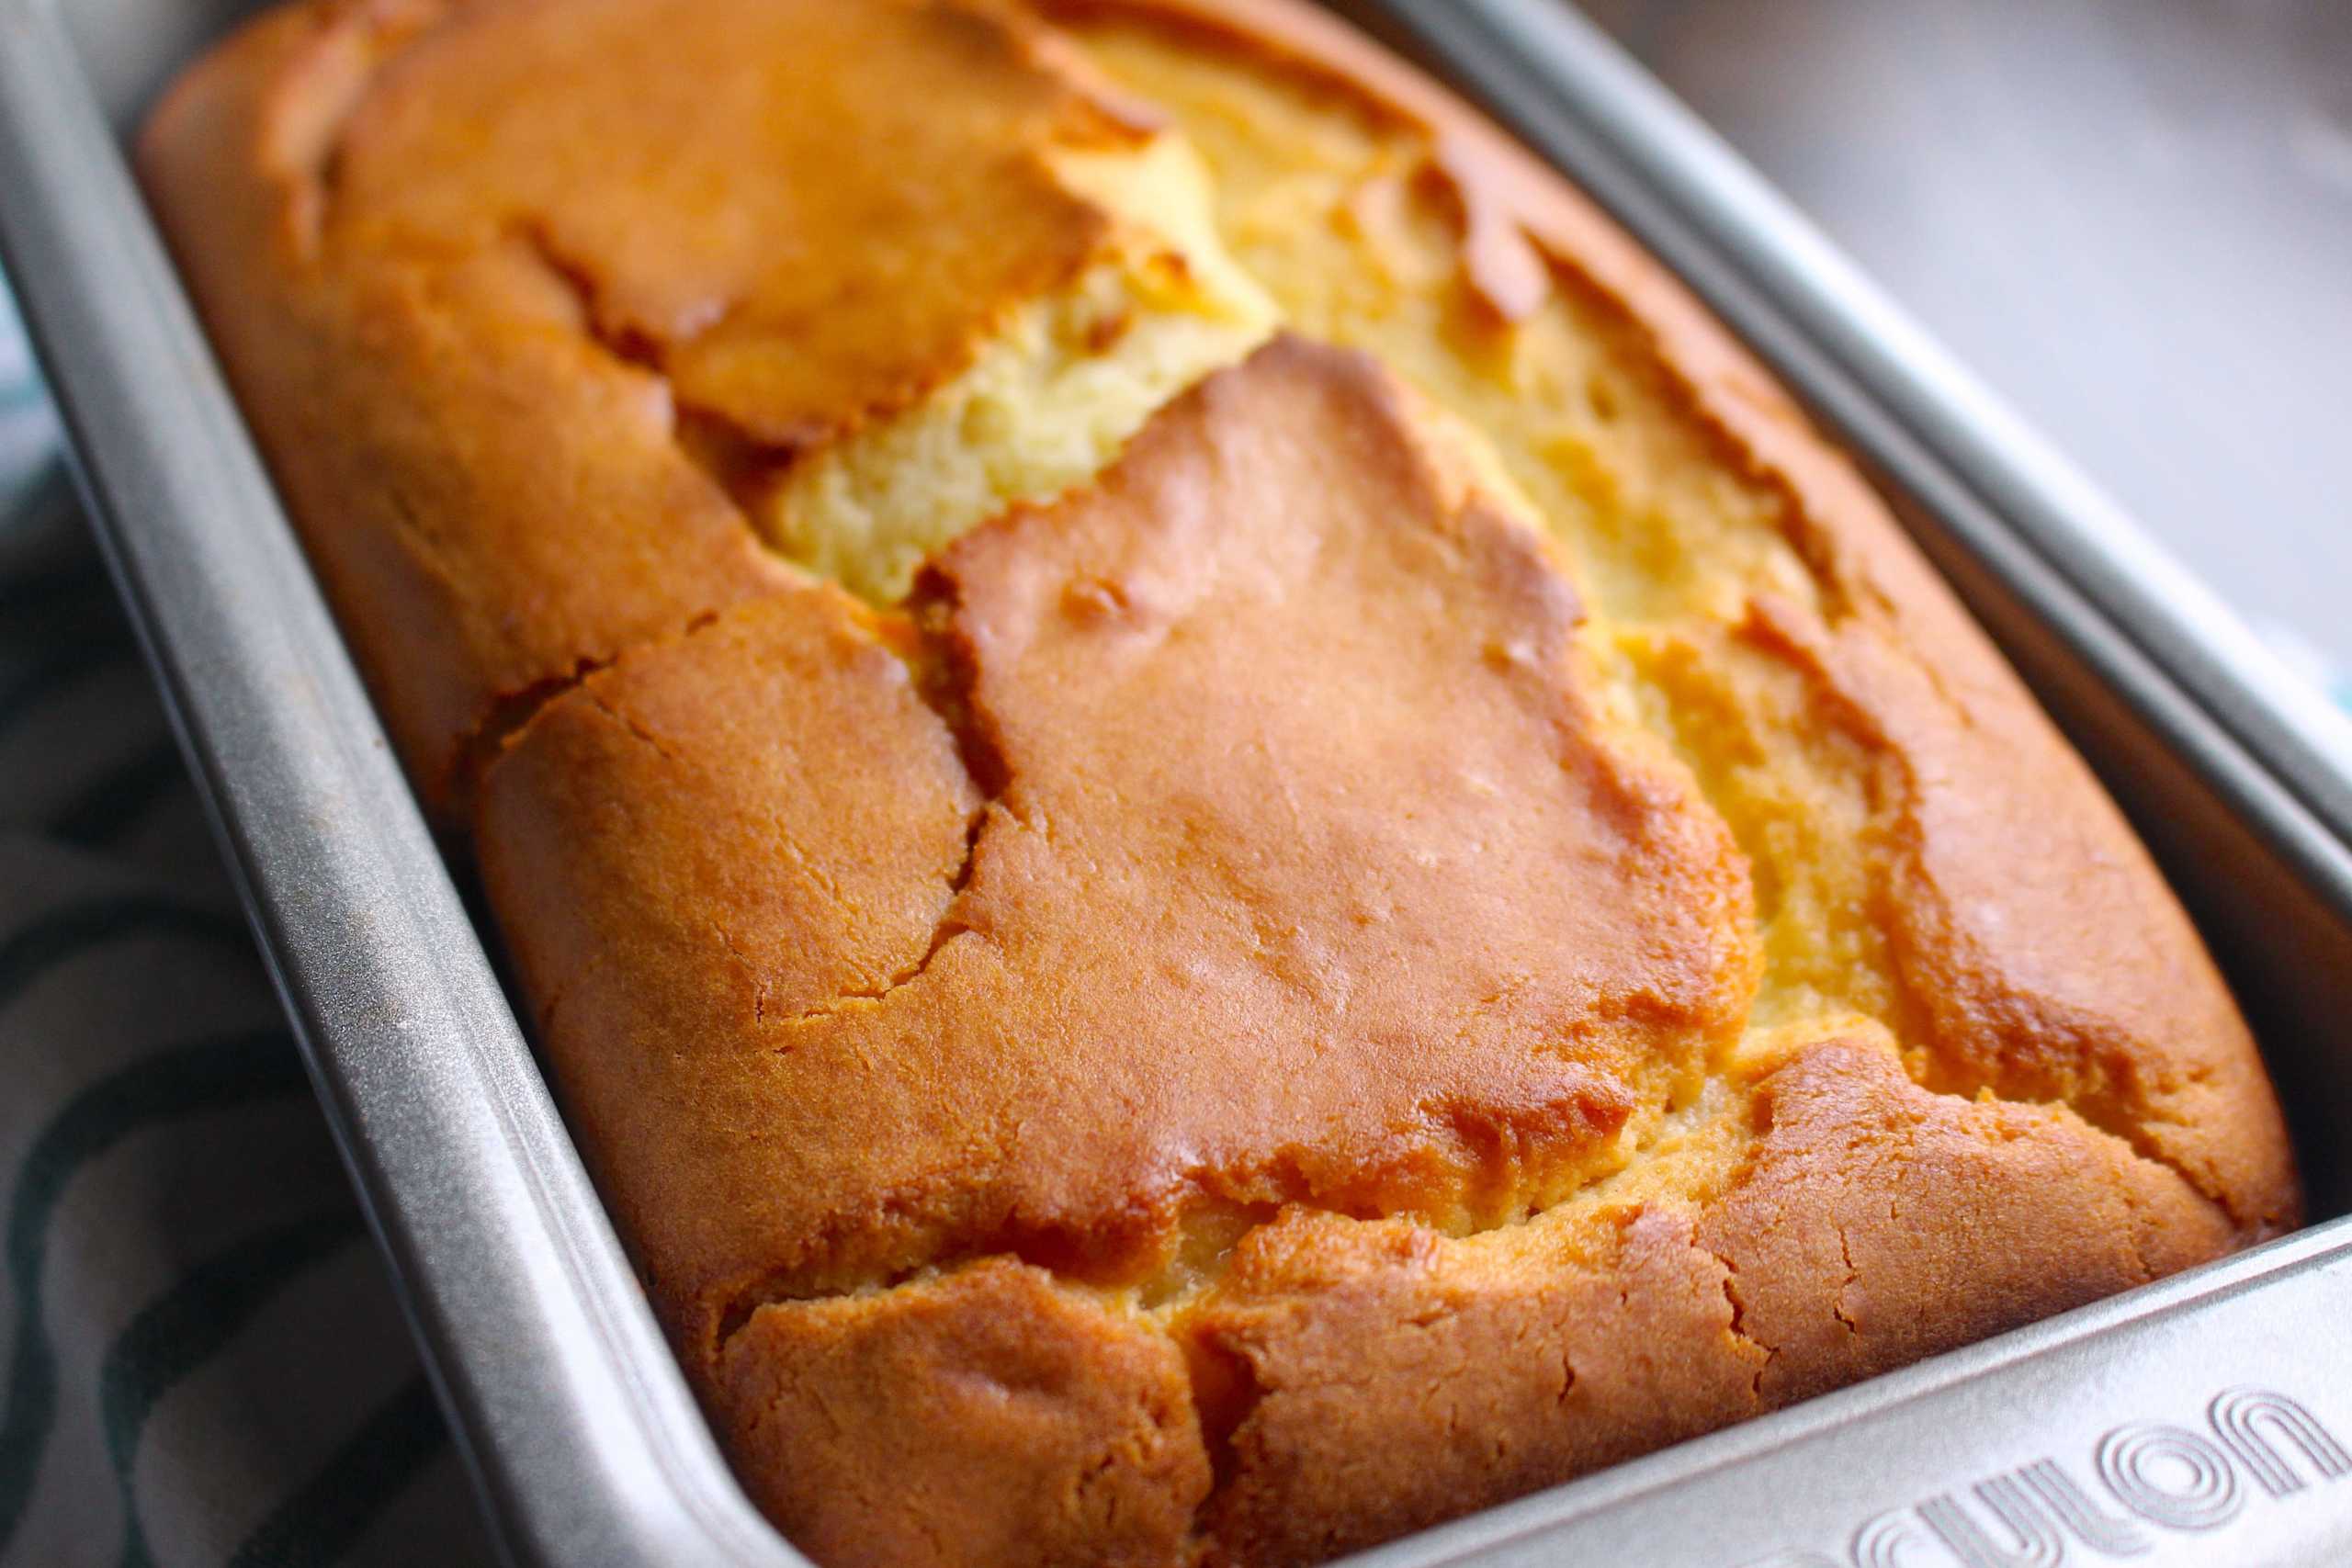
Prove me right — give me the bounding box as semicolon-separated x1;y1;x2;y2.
1746;592;2298;1232
317;0;1146;446
471;581;982;1337
144;0;2300;1564
1045;0;2295;1241
1185;1203;1764;1564
1184;1040;2230;1565
135;0;790;809
473;339;2284;1568
1700;1040;2233;1410
481;335;1755;1345
720;1261;1210;1568
137;0;1154;812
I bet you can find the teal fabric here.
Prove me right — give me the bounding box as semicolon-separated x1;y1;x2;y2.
0;275;493;1566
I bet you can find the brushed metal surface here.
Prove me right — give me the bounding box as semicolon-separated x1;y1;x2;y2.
1;1;2347;1565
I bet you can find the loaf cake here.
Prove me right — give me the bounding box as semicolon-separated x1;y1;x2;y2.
139;0;2301;1562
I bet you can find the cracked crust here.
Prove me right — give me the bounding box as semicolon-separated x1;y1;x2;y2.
481;335;1757;1348
144;0;2298;1564
136;0;1159;813
473;339;2283;1567
1176;1040;2229;1563
1049;0;2295;1239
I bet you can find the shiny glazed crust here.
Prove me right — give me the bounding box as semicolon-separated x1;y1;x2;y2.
139;1;2300;1564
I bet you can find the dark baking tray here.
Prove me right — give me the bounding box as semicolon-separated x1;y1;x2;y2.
5;0;2350;1562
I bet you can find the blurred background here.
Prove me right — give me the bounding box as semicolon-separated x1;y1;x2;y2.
1582;0;2352;689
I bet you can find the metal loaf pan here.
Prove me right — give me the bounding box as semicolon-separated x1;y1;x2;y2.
4;0;2350;1562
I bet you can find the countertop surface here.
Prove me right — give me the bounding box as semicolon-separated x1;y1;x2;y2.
1582;0;2352;682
